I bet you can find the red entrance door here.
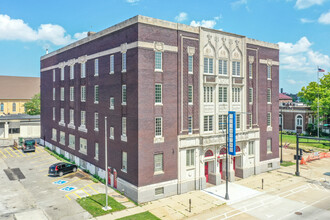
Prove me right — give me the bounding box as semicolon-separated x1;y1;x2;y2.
205;162;209;182
219;160;223;179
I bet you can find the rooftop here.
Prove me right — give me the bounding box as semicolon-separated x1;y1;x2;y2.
0;114;40;121
0;75;40;100
279;93;293;100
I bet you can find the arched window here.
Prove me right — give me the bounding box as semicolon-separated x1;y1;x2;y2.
12;103;16;112
0;103;3;112
205;150;213;157
296;115;303;127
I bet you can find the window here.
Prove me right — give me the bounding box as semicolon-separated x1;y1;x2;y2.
81;111;86;126
70;87;74;101
110;55;114;74
154;153;164;173
60;131;65;145
267;88;271;103
188;55;193;73
9;128;20;134
248;141;254;155
232;61;241;76
236;114;241;130
110;97;114;110
188;85;193;104
232;87;241;103
122;53;126;72
188;116;193;134
70;65;74;79
122;85;126;105
155;51;162;71
60;108;64;123
94;59;99;76
219;115;227;131
155;117;162;137
279;114;283;126
219;59;228;75
267;65;271;79
69;134;75;149
296;115;303;127
61;67;64;80
80;138;87;154
95;143;99;160
249;114;253;128
267;112;271;127
0;103;3;112
155;84;162;104
203;86;213;103
122;117;126;136
81;63;86;78
110;127;114;139
249;88;253;104
249;63;253;78
53;69;56;82
155;187;164;195
53;88;55;100
186;149;195;167
204;57;213;74
94;85;99;103
204;115;213;132
70;109;74;125
219;87;228;103
60;87;64;101
122;152;127;172
12;103;16;112
53;107;55;121
81;86;86;102
267;139;272;153
52;129;57;141
94;113;99;131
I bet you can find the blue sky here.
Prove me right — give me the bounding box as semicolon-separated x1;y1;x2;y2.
1;0;329;93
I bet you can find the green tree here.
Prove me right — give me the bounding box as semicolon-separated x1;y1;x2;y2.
24;93;40;115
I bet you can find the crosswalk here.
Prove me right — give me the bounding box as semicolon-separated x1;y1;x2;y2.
0;145;45;159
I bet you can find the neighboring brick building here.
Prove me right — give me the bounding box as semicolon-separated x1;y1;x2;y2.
40;15;280;203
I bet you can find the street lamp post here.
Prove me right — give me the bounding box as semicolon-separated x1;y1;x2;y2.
280;108;283;163
103;116;111;211
225;122;229;200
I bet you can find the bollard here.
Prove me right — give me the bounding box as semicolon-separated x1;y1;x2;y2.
189;199;191;212
262;178;264;190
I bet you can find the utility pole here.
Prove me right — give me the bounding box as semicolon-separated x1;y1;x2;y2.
317;68;320;140
280;108;283;163
103;116;111;211
295;133;300;176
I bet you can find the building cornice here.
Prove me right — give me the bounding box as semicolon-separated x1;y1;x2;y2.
246;38;279;50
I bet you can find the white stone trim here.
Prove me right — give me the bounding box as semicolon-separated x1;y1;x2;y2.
246;38;279;50
260;58;279;66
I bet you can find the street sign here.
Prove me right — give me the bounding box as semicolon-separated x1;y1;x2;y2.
227;111;236;156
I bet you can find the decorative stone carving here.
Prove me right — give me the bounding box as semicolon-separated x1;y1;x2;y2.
77;55;87;64
218;78;229;85
67;59;76;66
207;34;212;42
121;43;128;53
235;39;240;47
219;48;227;58
153;41;164;52
248;56;254;64
187;46;195;56
58;62;65;68
267;59;273;66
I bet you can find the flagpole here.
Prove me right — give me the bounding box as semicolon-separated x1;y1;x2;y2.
317;67;320;140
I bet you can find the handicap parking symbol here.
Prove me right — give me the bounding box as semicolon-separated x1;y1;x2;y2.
53;180;68;185
60;186;76;192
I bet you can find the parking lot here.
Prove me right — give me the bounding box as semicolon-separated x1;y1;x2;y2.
0;145;107;220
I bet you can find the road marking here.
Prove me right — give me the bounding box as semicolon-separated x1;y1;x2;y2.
14;147;26;157
33;160;54;168
0;149;7;158
82;189;91;196
4;148;13;157
31;157;52;163
65;194;71;201
73;192;81;198
89;185;99;194
8;148;20;157
65;183;97;200
60;186;77;192
57;178;81;188
54;172;76;181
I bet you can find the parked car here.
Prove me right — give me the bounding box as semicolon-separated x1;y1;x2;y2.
48;162;78;177
22;139;36;153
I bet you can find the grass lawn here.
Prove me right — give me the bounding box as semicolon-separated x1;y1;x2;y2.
77;193;126;217
117;211;160;220
279;134;330;151
281;161;296;167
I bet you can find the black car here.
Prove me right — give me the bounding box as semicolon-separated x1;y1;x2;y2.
22;139;36;153
48;162;78;176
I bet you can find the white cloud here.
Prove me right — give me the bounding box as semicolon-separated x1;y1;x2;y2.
175;12;188;22
287;79;297;84
300;18;314;23
0;14;86;46
278;37;312;54
318;11;330;24
126;0;139;3
231;0;248;8
295;0;325;9
74;32;88;40
190;20;217;28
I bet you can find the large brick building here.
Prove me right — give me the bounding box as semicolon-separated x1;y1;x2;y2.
40;15;280;203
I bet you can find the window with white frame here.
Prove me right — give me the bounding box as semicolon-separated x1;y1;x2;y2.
70;65;74;79
81;111;86;126
80;138;87;154
60;87;64;101
154;153;163;173
296;115;303;127
249;63;253;78
249;114;253;128
60;108;64;123
232;87;241;103
267;112;271;127
236;114;241;130
53;107;55;121
95;143;99;160
249;88;253;104
188;85;193;104
94;112;99;131
267;88;271;103
186;149;195;167
204;57;213;74
122;85;126;105
155;117;162;137
248;141;254;155
155;84;162;104
70;87;74;101
267;65;271;79
155;51;162;71
232;61;241;76
122;53;126;72
12;103;16;112
110;55;114;74
70;109;74;125
267;139;272;153
110;97;114;110
81;63;86;78
203;86;213;103
61;67;64;80
219;59;228;75
53;69;56;82
52;129;57;141
188;116;193;134
188;55;193;73
94;85;99;103
60;131;65;145
94;59;99;76
204;115;213;132
279;114;283;126
122;151;127;172
219;115;227;131
81;86;86;102
219;87;228;103
53;88;55;100
122;117;126;136
110;127;114;139
69;134;75;149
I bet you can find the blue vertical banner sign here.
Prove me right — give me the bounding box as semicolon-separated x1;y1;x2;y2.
227;111;236;156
